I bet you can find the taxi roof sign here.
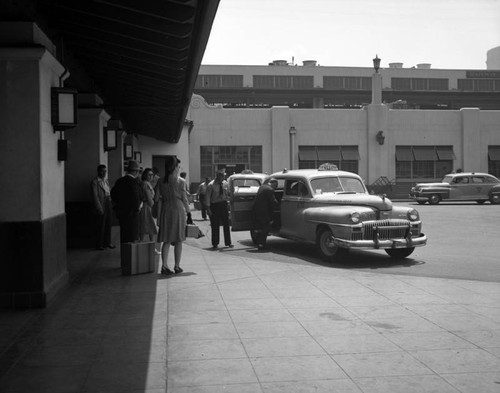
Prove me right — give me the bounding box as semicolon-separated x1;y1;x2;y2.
318;163;339;171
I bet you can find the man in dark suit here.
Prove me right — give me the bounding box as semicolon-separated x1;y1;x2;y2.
252;179;279;250
111;160;143;243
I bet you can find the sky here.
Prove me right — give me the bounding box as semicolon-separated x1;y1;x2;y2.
202;0;500;70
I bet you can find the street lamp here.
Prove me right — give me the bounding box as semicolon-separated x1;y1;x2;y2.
373;55;381;73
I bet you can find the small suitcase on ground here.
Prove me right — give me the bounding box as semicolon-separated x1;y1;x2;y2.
121;241;157;275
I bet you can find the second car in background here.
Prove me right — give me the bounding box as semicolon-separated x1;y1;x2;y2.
410;172;500;205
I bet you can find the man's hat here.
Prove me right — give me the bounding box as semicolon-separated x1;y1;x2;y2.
127;160;140;171
216;168;226;175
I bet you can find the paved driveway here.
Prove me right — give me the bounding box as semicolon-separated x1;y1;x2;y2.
188;202;500;282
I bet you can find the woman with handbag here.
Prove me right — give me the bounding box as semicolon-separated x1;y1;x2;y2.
139;168;158;242
154;156;190;275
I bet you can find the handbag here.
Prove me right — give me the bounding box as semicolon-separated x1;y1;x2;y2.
186;224;204;238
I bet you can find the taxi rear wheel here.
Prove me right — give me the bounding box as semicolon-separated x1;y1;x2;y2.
385;247;415;259
316;228;348;262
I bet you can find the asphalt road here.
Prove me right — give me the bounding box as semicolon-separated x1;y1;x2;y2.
187;201;500;282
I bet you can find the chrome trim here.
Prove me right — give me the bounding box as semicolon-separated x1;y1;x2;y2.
335;233;427;249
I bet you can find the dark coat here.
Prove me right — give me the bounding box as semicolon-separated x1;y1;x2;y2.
110;175;142;218
252;184;278;225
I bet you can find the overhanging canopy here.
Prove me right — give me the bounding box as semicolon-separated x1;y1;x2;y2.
1;0;220;143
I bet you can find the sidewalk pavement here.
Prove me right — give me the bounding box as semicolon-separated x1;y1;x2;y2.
1;210;500;393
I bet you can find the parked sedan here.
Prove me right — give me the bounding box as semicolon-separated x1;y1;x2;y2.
409;172;500;205
231;164;427;261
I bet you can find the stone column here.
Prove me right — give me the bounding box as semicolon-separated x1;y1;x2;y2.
0;23;69;307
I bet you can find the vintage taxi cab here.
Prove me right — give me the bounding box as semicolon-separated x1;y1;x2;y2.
231;164;427;262
409;172;500;205
227;170;269;194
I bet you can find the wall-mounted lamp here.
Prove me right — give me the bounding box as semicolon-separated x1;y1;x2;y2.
376;130;385;145
123;143;133;159
51;87;78;131
134;151;142;163
373;55;381;73
103;127;117;151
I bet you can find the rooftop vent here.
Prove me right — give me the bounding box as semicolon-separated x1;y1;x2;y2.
416;63;431;69
388;62;403;68
302;60;317;67
271;60;288;66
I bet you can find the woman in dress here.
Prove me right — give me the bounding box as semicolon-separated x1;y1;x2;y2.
155;156;190;275
139;168;158;242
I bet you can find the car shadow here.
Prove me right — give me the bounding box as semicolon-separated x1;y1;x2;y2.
237;238;425;270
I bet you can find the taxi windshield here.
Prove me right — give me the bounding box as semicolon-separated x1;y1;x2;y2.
442;175;453;184
232;179;261;188
311;177;365;195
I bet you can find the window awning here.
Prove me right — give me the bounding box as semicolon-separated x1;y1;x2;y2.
436;146;456;160
395;146;413;161
299;147;318;161
341;146;360;160
413;147;437;161
489;146;500;160
317;146;341;161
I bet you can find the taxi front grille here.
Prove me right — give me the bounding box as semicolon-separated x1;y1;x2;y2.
351;219;418;241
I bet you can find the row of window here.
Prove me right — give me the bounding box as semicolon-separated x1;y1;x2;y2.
195;74;500;92
198;145;500;182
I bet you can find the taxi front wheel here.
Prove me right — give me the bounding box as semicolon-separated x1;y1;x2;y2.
316;228;348;262
428;194;441;205
490;194;500;204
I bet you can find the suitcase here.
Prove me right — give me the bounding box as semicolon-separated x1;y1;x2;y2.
120;241;157;275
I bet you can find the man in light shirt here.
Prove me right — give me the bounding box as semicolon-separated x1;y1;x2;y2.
206;169;232;249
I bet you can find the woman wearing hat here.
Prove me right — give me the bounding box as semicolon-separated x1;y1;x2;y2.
154;156;190;275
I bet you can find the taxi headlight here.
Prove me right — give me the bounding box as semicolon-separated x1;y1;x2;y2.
350;212;360;224
407;209;419;221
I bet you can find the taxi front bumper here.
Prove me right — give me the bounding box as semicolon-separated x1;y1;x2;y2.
334;233;427;249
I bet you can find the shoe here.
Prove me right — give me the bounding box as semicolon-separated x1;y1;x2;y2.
212;245;218;250
226;244;234;248
161;266;174;275
174;266;183;274
257;244;265;251
107;244;116;249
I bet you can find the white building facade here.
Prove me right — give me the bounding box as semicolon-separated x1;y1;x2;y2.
187;90;500;198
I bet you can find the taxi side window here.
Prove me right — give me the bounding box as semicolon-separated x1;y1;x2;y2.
286;180;308;197
454;176;469;184
287;180;299;196
472;176;485;183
